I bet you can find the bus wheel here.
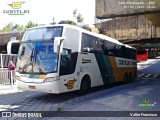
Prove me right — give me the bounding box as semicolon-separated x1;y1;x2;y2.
78;76;91;95
124;73;128;84
129;73;133;82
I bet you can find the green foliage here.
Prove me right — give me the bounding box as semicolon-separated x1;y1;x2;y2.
73;9;83;23
25;21;38;29
77;13;83;23
58;20;76;25
0;22;13;32
17;25;25;31
73;9;77;18
56;105;64;111
0;21;38;33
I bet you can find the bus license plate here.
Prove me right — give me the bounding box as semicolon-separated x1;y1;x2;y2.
29;85;36;89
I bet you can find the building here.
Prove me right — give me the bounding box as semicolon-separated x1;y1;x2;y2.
95;0;160;58
0;31;24;53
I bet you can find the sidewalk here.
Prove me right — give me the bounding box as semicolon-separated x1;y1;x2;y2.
138;59;159;65
137;59;160;70
0;84;20;95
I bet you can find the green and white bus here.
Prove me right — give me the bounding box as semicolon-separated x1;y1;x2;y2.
15;24;137;94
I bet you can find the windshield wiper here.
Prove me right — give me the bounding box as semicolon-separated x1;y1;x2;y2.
34;47;38;64
30;48;35;64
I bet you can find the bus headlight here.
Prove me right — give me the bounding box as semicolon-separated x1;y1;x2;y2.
15;75;22;81
44;77;60;82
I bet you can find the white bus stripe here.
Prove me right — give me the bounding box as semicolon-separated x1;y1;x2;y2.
145;74;151;77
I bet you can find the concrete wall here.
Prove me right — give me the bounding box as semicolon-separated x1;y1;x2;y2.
96;0;160;18
95;15;160;41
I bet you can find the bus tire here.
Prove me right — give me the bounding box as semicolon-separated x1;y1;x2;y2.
124;73;128;84
78;75;91;95
129;72;133;82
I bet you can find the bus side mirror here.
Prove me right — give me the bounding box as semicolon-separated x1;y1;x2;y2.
54;37;65;53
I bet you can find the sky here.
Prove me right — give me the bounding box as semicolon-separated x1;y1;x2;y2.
0;0;95;29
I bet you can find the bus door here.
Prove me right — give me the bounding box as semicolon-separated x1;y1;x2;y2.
59;48;78;91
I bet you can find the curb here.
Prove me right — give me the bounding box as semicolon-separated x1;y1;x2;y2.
0;85;20;95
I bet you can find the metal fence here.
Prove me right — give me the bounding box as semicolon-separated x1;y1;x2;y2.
0;54;17;68
0;69;15;85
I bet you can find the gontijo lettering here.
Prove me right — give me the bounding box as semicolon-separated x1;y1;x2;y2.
3;1;30;15
118;60;136;66
118;60;130;65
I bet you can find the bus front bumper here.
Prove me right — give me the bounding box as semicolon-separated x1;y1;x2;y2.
16;80;60;94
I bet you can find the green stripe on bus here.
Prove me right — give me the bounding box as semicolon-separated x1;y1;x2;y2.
103;56;115;82
29;75;39;78
95;54;113;84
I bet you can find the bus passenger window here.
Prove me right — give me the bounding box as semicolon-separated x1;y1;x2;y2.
95;39;103;54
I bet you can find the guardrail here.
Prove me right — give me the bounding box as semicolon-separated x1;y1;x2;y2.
0;54;17;68
0;69;15;86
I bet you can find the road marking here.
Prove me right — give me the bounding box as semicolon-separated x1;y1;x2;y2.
145;74;151;77
153;74;158;78
138;74;144;78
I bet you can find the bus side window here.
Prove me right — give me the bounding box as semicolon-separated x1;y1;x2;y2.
81;33;95;53
114;45;119;56
108;42;114;56
120;46;126;58
60;49;71;75
103;41;109;55
116;45;121;57
95;39;103;54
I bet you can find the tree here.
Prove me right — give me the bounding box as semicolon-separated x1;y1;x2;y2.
73;9;83;23
0;21;37;33
76;13;83;23
58;20;76;25
16;25;25;31
25;21;38;29
0;22;14;32
73;9;77;18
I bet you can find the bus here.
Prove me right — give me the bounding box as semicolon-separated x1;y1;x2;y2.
15;24;137;94
7;40;20;54
0;40;19;68
137;49;148;62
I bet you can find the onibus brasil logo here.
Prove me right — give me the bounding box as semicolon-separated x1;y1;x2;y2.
139;99;156;109
3;2;29;15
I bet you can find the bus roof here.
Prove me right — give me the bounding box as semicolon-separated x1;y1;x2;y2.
26;24;135;50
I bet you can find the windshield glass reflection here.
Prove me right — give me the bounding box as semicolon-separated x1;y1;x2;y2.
17;41;58;74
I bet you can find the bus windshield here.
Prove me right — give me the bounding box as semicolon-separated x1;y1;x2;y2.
16;41;58;74
23;27;63;42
